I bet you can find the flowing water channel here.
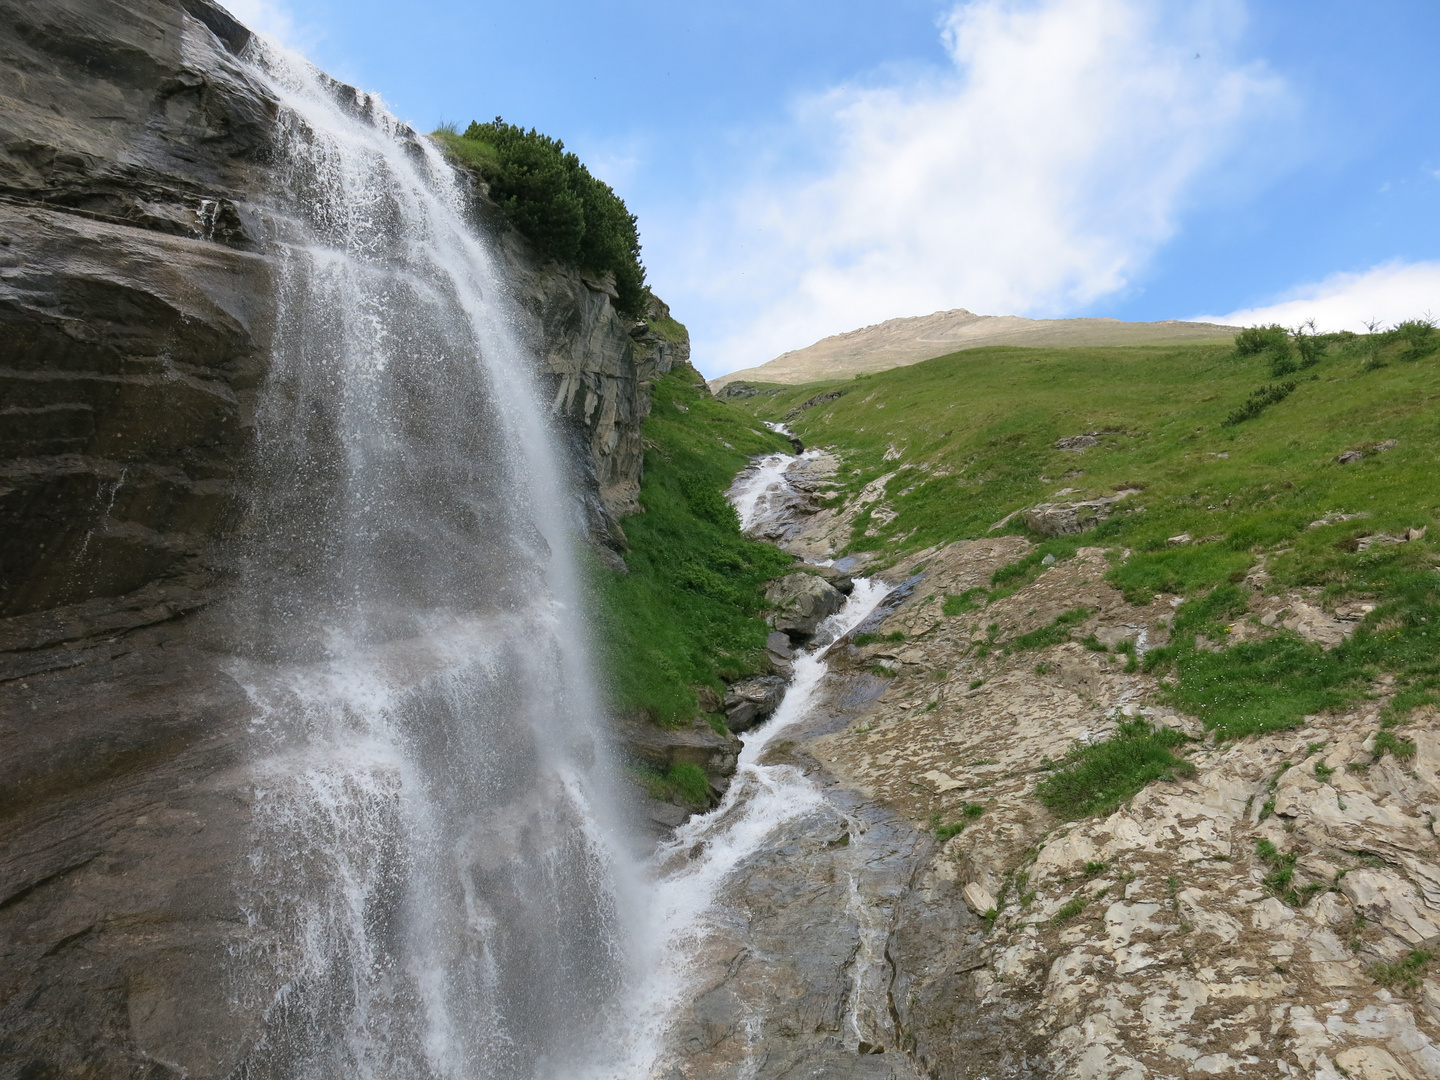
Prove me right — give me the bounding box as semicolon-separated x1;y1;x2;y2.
228;35;891;1080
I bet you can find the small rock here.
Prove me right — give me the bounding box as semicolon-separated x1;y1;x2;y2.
723;675;788;733
1167;533;1192;546
1337;449;1365;464
1040;554;1056;566
963;882;997;915
766;631;793;658
1055;434;1099;452
809;563;854;595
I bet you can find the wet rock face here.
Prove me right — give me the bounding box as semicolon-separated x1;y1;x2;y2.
0;1;668;1072
722;675;787;733
655;783;932;1080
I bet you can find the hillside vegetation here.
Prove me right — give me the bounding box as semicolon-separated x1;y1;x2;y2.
590;365;793;725
433;118;647;315
733;324;1440;744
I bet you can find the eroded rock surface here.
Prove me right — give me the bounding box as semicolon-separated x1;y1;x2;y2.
669;448;1440;1077
0;1;679;1070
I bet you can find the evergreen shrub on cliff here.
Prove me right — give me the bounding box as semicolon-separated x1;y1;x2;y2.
433;119;647;315
590;366;793;725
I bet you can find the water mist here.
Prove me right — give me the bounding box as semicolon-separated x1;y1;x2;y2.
227;41;636;1080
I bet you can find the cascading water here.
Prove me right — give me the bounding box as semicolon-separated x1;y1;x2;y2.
227;40;638;1080
583;445;891;1076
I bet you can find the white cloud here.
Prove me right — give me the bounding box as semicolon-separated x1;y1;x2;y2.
218;0;317;52
1202;261;1440;332
670;0;1285;377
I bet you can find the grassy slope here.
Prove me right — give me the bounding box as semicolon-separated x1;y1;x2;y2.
734;335;1440;745
590;365;793;726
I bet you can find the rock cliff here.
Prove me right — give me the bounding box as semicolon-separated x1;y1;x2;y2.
0;1;675;1071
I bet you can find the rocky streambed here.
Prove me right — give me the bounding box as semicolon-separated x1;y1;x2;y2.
649;447;1440;1080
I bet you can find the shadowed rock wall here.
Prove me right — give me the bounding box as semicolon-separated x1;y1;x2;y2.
0;1;673;1072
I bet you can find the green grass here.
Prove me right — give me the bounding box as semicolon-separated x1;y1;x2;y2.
854;631;905;646
731;330;1440;742
1012;607;1092;650
590;364;794;724
1051;897;1087;924
942;587;989;616
635;762;713;805
1034;719;1195;820
1370;949;1434;991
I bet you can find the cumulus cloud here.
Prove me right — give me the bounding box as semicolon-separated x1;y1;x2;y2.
1202;261;1440;332
680;0;1285;377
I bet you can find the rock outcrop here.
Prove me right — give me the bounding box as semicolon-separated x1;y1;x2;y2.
765;571;846;641
1022;489;1137;537
0;1;678;1071
668;466;1440;1078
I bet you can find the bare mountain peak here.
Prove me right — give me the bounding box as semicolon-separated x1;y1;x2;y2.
712;309;1233;389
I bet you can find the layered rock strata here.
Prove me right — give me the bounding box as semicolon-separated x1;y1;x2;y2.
0;0;679;1071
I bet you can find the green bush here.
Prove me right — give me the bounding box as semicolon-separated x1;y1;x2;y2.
434;118;647;315
1221;381;1297;427
1234;324;1291;358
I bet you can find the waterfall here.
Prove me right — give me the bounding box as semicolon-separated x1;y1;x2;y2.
227;40;638;1080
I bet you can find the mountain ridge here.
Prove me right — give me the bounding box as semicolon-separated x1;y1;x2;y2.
710;307;1236;389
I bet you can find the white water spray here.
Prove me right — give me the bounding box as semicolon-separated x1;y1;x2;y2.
229;40;639;1080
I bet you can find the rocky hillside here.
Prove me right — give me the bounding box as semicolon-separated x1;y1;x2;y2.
0;0;679;1070
659;326;1440;1077
711;307;1234;391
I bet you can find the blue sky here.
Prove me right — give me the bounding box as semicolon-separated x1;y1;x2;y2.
235;0;1440;377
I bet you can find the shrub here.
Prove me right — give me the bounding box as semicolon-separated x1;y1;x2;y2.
1234;324;1291;357
434;118;648;315
1221;381;1297;427
1395;319;1439;362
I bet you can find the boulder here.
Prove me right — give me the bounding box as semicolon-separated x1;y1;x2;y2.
766;572;845;641
1022;490;1135;537
723;675;788;733
811;564;855;594
765;630;794;676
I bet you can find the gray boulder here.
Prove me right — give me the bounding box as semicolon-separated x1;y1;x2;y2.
1022;490;1135;537
766;572;845;641
811;564;855;594
723;675;788;733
